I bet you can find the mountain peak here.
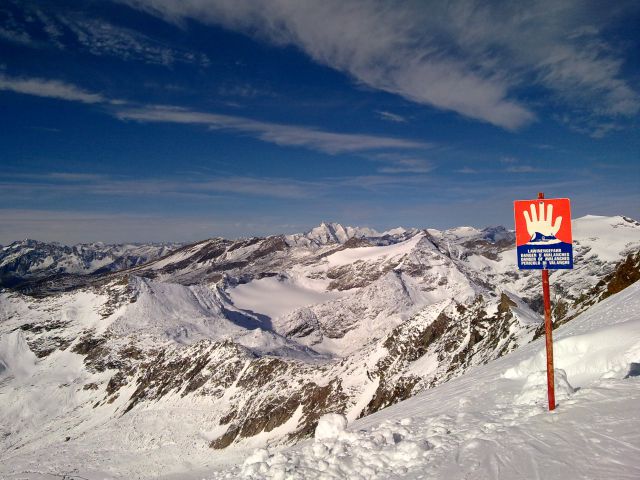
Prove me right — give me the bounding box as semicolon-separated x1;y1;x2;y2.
302;222;380;245
7;238;55;249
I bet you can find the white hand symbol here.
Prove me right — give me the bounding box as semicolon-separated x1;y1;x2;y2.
523;202;562;239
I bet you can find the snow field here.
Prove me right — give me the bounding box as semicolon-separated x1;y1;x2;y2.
572;215;640;262
228;275;344;321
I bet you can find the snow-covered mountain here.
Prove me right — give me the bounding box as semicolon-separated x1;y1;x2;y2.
0;239;182;292
287;221;381;247
0;216;639;478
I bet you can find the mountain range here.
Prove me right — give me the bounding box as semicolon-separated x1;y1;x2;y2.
1;215;639;478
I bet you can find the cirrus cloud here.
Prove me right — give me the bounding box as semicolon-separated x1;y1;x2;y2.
115;104;430;154
122;0;639;131
0;74;106;104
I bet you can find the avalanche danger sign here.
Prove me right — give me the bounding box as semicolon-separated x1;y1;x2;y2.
514;198;573;270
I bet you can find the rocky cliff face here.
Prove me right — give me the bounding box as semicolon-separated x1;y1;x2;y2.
1;217;639;462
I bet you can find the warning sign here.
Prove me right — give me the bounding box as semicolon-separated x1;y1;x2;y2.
514;198;573;270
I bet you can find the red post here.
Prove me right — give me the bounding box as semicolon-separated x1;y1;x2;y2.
539;192;556;411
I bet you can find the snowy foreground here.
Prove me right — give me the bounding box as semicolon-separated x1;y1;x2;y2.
210;283;640;479
1;284;639;479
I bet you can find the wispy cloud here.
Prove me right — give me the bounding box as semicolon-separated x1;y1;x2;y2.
0;172;324;201
505;165;539;173
0;171;438;206
58;16;210;67
1;2;210;67
554;113;629;139
0;72;431;156
499;156;538;173
377;160;431;174
336;174;434;191
0;74;106;104
46;172;108;182
0;26;32;46
198;177;323;199
218;83;274;99
368;153;433;174
500;157;518;165
376;110;407;123
0;4;35;46
123;0;639;132
115;105;429;154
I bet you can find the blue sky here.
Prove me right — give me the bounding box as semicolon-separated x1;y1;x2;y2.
1;0;639;244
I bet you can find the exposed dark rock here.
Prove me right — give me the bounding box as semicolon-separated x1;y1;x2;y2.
210;425;241;449
153;239;230;275
601;251;640;299
286;312;320;339
72;335;107;356
219;409;236;425
461;236;514;261
327;260;399;291
236;358;289;389
626;363;640;378
26;335;73;358
71;334;113;373
498;293;517;313
525;294;544;314
248;236;289;261
226;237;262;253
361;311;450;417
533;250;640;339
210;376;348;449
119;341;249;414
363;375;421;415
290;380;347;441
18;320;69;333
98;276;137;318
342;237;372;248
239;395;301;437
106;372;129;396
359;294;530;418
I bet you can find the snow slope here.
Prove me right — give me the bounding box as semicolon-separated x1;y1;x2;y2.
220;282;640;479
572;215;640;262
324;233;424;267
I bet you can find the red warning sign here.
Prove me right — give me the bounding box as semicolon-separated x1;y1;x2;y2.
514;198;573;269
